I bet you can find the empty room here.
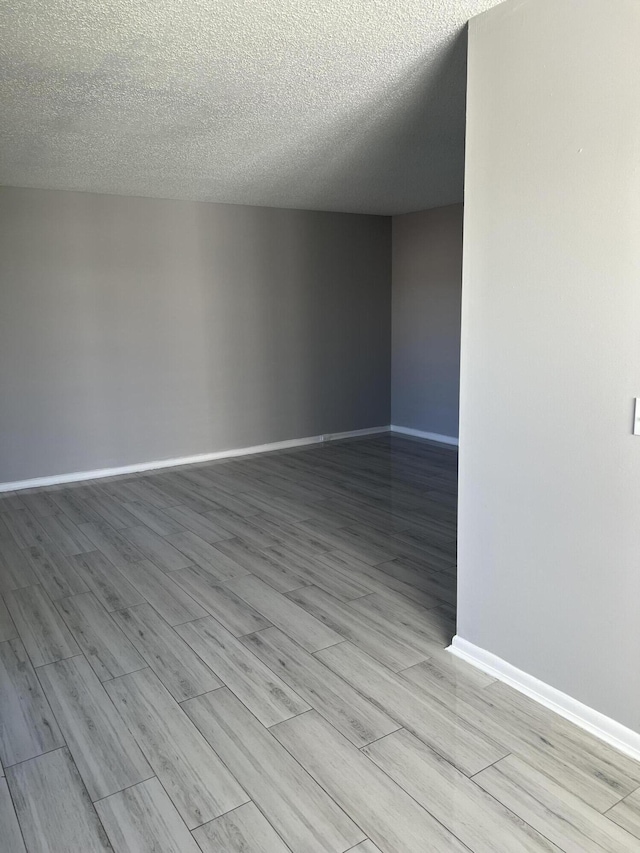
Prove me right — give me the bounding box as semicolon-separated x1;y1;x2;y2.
1;0;640;851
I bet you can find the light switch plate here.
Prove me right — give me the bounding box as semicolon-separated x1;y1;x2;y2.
634;399;640;435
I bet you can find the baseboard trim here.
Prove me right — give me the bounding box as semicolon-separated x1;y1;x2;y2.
0;426;390;493
448;635;640;763
390;425;459;446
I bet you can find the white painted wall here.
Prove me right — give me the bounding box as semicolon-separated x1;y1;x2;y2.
458;0;640;732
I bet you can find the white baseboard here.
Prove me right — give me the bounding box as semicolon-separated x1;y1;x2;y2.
0;426;390;493
390;425;459;446
448;635;640;763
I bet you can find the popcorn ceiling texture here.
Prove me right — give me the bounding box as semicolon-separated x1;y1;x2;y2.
0;0;500;214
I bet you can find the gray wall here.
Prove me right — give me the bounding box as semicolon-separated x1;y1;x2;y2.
0;186;391;483
391;205;462;438
458;0;640;732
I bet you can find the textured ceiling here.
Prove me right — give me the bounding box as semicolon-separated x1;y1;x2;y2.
0;1;502;214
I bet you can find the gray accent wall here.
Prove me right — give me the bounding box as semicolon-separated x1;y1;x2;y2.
391;204;462;438
458;0;640;732
0;187;391;483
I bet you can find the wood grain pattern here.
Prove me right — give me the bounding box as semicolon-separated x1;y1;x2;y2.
288;585;427;671
7;749;113;853
0;776;26;853
194;801;291;853
96;777;201;853
121;559;207;625
22;543;89;601
165;530;248;580
607;787;640;839
176;617;309;726
475;754;640;852
183;688;364;852
105;668;247;828
272;710;468;853
113;604;221;701
119;525;191;571
227;575;343;652
5;585;80;667
364;728;558;852
79;521;145;566
0;540;37;593
55;592;145;681
316;641;508;775
171;563;271;636
71;550;146;613
244;627;399;746
0;595;18;641
38;655;152;800
33;512;94;556
0;638;64;766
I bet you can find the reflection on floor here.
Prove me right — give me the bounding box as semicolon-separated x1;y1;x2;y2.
0;434;639;851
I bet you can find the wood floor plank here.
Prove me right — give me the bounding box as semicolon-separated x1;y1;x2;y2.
349;843;383;853
33;512;94;555
55;592;146;681
5;585;80;667
475;754;640;852
272;710;468;853
0;776;26;853
288;585;427;671
71;550;146;612
205;511;282;548
213;537;306;592
121;501;183;535
115;525;190;571
22;543;89;601
226;575;343;652
105;668;247;829
183;688;364;853
6;748;113;852
317;549;445;611
17;492;59;518
176;617;309;726
171;564;271;636
95;777;201;853
79;521;146;566
194;801;290;853
0;539;37;594
121;559;208;625
0;493;25;512
165;530;247;579
364;728;558;852
160;503;233;543
607;787;640;839
0;638;64;767
293;520;396;565
111;477;177;510
1;510;50;549
0;594;18;641
83;494;142;530
50;490;98;524
113;604;221;701
241;489;313;522
243;627;400;746
267;543;372;601
348;592;446;656
375;557;456;605
316;641;508;776
38;655;152;800
403;658;640;811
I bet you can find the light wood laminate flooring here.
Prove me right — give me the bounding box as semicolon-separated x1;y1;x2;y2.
1;435;639;852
